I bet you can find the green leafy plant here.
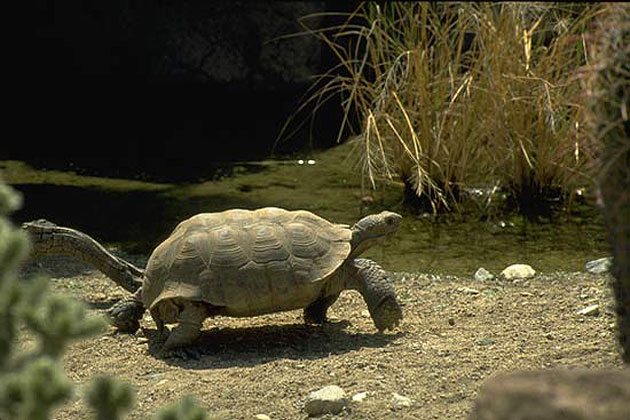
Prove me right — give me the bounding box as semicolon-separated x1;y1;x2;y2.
0;183;91;420
85;376;135;420
0;179;209;418
157;396;209;420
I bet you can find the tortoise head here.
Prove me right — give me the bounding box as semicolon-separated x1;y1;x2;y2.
349;211;402;257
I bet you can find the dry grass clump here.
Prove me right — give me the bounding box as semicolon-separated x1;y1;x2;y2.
282;2;601;216
474;3;598;216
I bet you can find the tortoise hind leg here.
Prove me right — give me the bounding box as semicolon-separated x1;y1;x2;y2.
107;288;145;333
150;307;167;339
304;293;340;325
162;303;208;351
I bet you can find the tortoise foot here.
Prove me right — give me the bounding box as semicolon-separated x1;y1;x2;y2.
107;297;145;333
304;294;339;325
304;312;327;326
371;296;403;332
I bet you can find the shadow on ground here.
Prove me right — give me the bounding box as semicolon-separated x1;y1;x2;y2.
139;322;403;369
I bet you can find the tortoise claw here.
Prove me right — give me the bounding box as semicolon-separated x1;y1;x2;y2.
107;298;145;333
372;296;403;332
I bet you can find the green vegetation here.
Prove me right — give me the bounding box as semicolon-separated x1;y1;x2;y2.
0;179;209;419
584;3;630;362
283;3;599;217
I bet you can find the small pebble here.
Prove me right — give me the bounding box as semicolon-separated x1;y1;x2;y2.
476;337;495;346
448;318;455;326
577;304;600;316
255;415;271;420
303;385;348;416
585;257;612;274
391;392;412;407
474;267;495;281
352;392;368;402
459;287;480;295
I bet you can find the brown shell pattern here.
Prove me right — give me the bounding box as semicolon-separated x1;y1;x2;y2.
142;208;352;312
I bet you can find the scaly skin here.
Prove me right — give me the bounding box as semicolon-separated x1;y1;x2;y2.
303;294;340;325
21;210;404;352
301;258;403;331
346;258;403;331
107;288;145;333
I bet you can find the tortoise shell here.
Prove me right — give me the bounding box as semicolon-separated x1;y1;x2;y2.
141;207;352;318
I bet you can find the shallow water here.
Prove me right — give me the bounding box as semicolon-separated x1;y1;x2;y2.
1;144;609;277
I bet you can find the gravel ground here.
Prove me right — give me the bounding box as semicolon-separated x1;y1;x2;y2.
19;256;625;419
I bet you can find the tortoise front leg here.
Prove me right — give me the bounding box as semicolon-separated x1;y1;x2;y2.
345;258;402;331
304;293;340;325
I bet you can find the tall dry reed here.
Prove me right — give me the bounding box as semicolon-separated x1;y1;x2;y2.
282;2;600;216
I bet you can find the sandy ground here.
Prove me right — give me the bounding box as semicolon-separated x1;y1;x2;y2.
19;256;625;420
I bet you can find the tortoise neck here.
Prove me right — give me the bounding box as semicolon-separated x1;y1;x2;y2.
349;226;375;259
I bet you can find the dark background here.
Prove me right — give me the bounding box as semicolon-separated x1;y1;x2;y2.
9;0;361;180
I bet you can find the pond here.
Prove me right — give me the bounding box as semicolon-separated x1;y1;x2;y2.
1;142;610;277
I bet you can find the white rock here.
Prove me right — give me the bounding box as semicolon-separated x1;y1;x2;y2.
577;304;600;316
585;257;612;274
303;385;348;416
501;264;536;280
458;286;480;295
391;392;412;407
255;415;271;420
474;267;495;281
352;392;368;402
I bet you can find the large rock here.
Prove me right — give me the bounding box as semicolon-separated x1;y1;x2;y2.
470;369;630;420
303;385;348;416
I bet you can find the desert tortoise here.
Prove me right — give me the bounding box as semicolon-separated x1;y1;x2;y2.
24;207;403;351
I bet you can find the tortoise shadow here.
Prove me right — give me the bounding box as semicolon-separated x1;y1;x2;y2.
141;322;404;369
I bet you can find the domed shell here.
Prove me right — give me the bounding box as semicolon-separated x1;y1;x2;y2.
141;208;352;316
